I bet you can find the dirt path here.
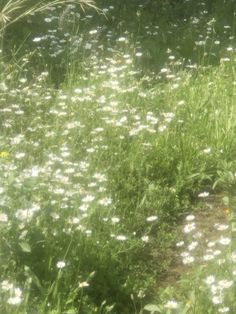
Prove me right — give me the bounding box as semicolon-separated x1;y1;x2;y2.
156;194;230;289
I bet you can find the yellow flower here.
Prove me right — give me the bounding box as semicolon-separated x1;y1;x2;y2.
0;151;9;158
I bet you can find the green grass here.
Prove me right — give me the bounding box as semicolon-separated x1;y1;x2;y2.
1;1;236;313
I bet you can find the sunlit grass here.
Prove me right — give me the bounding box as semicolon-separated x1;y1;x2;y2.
0;0;98;32
1;1;236;313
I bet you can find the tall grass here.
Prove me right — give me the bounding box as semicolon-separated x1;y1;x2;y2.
0;0;97;32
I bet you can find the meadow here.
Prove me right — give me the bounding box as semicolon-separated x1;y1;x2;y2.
1;0;236;313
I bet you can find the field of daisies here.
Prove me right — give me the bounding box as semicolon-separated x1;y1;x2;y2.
1;0;236;313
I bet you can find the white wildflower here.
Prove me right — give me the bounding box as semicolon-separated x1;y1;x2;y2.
7;296;22;305
141;235;149;243
218;307;230;313
183;256;194;264
146;216;158;222
1;280;13;291
218;280;233;289
82;195;95;203
85;43;92;49
89;29;98;35
79;204;89;212
33;37;42;42
164;300;178;309
188;241;198;251
214;223;229;231
15;152;25;159
0;213;8;222
198;192;209;198
207;241;216;248
203;254;215;261
193;231;203;239
79;281;89;288
50;212;60;220
203;148;211;154
176;241;184;247
180;252;189;258
117;37;126;42
56;261;66;269
213;250;221;256
212;295;223;304
231;252;236;262
183;222;196;233
218;237;231;245
205;275;215;285
186;214;195;221
98;197;112;206
116;235;127;241
111;217;120;224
